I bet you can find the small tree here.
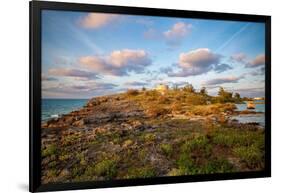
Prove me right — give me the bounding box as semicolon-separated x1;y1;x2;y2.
183;82;195;93
233;92;242;103
199;87;207;95
217;87;233;103
172;84;179;91
218;87;225;97
234;92;240;99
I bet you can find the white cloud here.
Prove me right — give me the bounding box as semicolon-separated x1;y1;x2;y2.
79;49;152;76
168;48;222;77
79;56;108;73
143;22;192;47
247;54;265;67
42;81;117;98
204;76;241;85
233;86;265;98
48;68;99;80
109;50;150;67
249;66;265;76
230;53;265;68
230;53;248;63
214;63;233;73
80;13;120;29
124;81;148;87
179;48;220;68
164;22;191;39
163;22;192;46
42;73;57;81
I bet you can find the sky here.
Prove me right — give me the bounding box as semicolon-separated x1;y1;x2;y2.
42;10;265;99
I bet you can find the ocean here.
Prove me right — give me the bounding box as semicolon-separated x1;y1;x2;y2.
42;99;88;122
232;102;265;126
235;103;265;113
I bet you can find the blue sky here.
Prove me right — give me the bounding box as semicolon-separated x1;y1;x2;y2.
42;10;265;99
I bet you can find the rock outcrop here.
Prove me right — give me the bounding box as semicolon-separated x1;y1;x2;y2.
41;92;265;184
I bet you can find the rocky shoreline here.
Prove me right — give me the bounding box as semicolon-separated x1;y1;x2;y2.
41;92;265;184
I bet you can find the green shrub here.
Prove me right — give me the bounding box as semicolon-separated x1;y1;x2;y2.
84;159;117;179
177;153;196;175
122;139;133;148
72;167;83;177
80;157;87;166
62;135;80;146
42;144;57;157
177;150;234;175
167;168;185;176
138;149;148;160
199;158;234;174
94;159;117;178
160;143;173;157
48;161;57;168
143;133;156;142
233;145;263;168
214;87;235;103
212;129;263;148
46;169;58;178
181;135;210;153
214;132;249;147
59;154;71;161
177;136;217;175
125;166;156;179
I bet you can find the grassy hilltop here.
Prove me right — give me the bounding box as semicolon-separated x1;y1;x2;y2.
41;85;265;184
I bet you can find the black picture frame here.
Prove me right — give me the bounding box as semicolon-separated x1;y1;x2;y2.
30;1;271;192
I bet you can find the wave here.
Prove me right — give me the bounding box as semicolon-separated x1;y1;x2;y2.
50;114;60;118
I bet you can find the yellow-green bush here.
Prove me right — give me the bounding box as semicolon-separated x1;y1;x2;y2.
42;144;57;157
160;143;173;157
125;166;156;179
233;145;263;168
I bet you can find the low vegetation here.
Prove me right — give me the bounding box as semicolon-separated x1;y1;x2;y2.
41;83;264;184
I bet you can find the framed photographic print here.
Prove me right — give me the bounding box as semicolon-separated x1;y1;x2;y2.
30;1;271;192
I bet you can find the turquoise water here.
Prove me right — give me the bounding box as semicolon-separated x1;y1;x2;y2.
42;99;88;122
235;102;265;113
233;102;265;126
